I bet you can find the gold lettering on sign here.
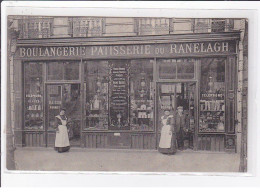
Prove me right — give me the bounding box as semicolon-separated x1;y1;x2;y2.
91;46;97;56
50;47;56;56
170;44;177;53
179;44;185;53
186;44;192;53
20;48;26;57
57;47;62;56
120;46;126;55
63;47;69;56
144;45;151;54
69;47;75;56
133;45;139;55
113;46;119;55
45;48;50;56
126;46;132;55
207;43;213;52
80;47;86;56
18;41;232;58
194;43;200;53
26;48;32;57
200;43;207;52
32;47;37;56
214;42;221;52
222;42;229;52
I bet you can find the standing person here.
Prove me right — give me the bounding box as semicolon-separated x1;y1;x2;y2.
54;108;70;153
175;106;188;150
158;108;177;155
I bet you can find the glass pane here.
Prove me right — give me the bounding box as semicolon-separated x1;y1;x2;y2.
199;58;226;133
24;62;44;130
130;59;154;131
158;59;177;79
64;62;79;80
46;85;62;131
63;84;81;145
177;59;195;79
47;61;79;80
46;84;81;146
47;62;63;80
84;61;109;130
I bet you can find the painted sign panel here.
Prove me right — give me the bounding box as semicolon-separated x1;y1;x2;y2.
109;61;130;130
17;41;236;59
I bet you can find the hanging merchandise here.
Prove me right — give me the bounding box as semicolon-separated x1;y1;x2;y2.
176;83;182;93
171;95;175;110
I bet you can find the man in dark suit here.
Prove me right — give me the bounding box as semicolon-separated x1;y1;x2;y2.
175;106;188;150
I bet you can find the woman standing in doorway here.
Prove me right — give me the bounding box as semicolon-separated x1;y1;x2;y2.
158;108;177;155
54;108;70;153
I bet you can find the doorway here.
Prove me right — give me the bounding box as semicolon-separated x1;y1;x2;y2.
156;82;197;150
46;83;81;147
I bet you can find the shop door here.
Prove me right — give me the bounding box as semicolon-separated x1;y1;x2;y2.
46;84;81;147
156;82;196;149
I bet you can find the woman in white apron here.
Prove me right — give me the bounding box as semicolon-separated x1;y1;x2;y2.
54;108;70;153
158;109;177;154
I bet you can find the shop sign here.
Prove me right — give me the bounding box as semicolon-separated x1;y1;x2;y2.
109;62;130;130
17;41;236;59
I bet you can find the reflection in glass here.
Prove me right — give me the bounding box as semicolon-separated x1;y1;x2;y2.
199;58;226;133
84;61;109;130
159;59;177;79
177;59;195;79
24;62;44;130
130;59;154;131
158;59;195;79
47;61;79;80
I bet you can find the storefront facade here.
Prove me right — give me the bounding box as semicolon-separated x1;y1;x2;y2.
13;32;240;152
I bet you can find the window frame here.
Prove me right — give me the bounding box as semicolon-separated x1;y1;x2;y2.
46;61;80;81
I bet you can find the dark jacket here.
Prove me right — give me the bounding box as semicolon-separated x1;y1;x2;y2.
174;112;188;133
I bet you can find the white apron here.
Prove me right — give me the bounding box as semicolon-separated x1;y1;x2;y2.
159;115;173;149
55;115;70;148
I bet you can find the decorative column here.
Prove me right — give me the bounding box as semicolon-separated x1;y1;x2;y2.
235;19;246;171
6;19;19;170
238;19;248;172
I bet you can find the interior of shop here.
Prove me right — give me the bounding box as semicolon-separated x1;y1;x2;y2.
157;82;196;149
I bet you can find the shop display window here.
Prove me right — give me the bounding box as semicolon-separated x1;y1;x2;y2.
158;59;195;80
84;61;109;130
130;59;154;131
24;62;44;130
199;58;226;133
47;61;79;80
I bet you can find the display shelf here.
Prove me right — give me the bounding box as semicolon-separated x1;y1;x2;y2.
200;110;225;112
86;115;108;118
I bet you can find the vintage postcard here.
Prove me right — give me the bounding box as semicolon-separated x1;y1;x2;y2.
2;3;252;182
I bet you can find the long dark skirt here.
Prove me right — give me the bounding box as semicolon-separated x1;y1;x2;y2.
54;146;70;153
158;133;177;155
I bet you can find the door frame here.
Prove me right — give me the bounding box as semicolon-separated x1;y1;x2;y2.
155;80;199;150
44;82;82;147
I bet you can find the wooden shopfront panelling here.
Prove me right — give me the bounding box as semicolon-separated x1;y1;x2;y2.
14;32;240;151
82;132;156;149
24;131;45;147
13;59;24;146
226;55;236;134
197;134;225;151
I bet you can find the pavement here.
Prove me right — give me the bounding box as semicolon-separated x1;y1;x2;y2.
13;147;241;172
